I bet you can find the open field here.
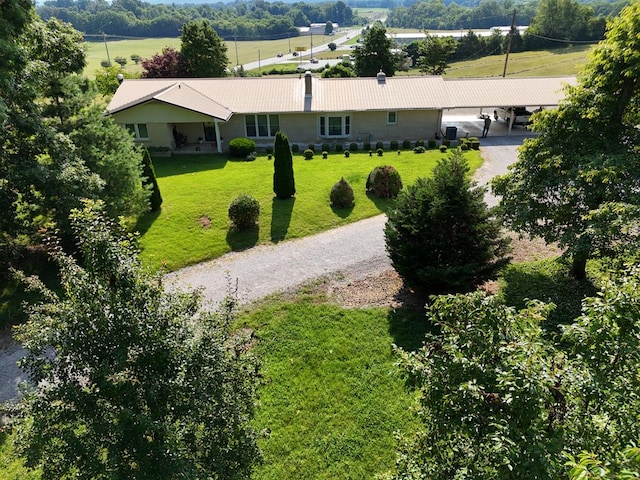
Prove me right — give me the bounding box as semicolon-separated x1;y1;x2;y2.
84;35;339;77
136;149;482;272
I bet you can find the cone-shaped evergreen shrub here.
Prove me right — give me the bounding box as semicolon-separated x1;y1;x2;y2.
330;177;354;208
273;132;296;199
141;147;162;212
366;165;403;198
384;150;511;294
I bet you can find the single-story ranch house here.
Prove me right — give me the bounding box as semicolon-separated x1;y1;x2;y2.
105;73;576;154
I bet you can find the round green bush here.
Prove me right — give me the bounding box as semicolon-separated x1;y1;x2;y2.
228;194;260;229
402;139;411;149
363;142;371;151
375;141;384;150
390;140;399;150
440;145;448;152
322;151;328;159
349;142;358;152
415;139;425;148
377;148;384;156
344;150;350;157
413;146;426;154
460;142;470;151
291;144;300;153
307;144;316;152
322;143;331;152
303;149;314;159
366;165;403;198
428;138;437;149
330;177;355;208
229;137;256;158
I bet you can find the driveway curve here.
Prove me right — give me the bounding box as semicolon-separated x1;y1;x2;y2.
0;137;522;404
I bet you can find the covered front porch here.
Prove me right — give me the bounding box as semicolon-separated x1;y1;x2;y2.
171;121;222;154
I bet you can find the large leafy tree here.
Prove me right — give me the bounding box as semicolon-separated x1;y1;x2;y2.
385;150;510;294
14;201;260;480
393;293;568;479
181;20;229;78
416;34;457;75
353;23;400;77
493;2;640;278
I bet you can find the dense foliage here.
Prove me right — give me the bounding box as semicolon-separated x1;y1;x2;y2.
0;8;148;273
493;1;640;278
366;164;403;198
181;19;228;77
229;137;257;158
14;201;260;479
354;23;404;77
37;0;359;40
330;177;355;208
141;147;163;212
273;131;296;199
385;150;509;294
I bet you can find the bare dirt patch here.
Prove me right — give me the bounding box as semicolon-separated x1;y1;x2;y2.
199;215;211;229
310;234;563;309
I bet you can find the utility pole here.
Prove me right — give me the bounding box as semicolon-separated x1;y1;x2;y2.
310;31;313;60
103;32;111;65
502;9;516;78
234;34;239;66
288;33;291;53
258;49;261;73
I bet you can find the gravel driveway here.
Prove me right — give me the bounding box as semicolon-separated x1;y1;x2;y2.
0;135;523;404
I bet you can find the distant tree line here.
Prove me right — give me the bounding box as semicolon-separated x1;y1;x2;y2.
385;0;624;35
36;0;361;39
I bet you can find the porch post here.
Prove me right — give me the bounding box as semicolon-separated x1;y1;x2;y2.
214;121;222;153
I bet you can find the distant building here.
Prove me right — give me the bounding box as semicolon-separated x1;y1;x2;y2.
299;23;339;36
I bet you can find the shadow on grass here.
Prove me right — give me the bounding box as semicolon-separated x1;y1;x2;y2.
271;197;295;243
153;154;228;178
133;209;161;236
387;305;437;353
331;204;354;219
226;225;259;251
498;258;597;338
366;192;395;214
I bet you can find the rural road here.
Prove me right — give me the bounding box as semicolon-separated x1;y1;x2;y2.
0;129;525;404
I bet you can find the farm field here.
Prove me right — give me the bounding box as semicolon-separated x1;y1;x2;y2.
84;34;340;77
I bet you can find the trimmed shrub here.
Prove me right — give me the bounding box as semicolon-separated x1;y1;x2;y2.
245;151;257;161
366;165;403;198
330;177;355;208
349;142;358;152
307;144;316;152
322;151;328;159
442;138;451;147
414;146;426;154
335;143;343;152
291;144;300;153
229;137;256;158
428;138;437;149
369;150;373;157
266;146;273;154
375;141;384;150
402;139;411;150
322;143;331;153
228;194;260;229
377;148;384;156
141;147;162;212
344;150;350;157
303;149;314;159
468;137;480;150
390;140;399;151
268;154;273;160
397;150;401;155
440;145;448;152
460;142;470;151
415;139;425;148
363;142;371;151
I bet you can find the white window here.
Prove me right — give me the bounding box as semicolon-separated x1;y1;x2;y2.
125;123;149;139
319;114;351;137
387;111;397;125
245;114;279;138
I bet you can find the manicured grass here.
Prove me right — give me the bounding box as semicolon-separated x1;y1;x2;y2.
239;300;426;480
137;149;482;272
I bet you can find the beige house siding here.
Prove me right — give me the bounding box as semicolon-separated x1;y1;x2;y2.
142;123;172;148
351;110;441;144
218;116;246;146
280;113;319;145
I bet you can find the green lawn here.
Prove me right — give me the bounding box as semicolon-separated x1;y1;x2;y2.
241;300;426;480
138;149;482;272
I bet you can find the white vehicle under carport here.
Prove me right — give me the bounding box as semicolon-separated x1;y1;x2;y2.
493;106;533;127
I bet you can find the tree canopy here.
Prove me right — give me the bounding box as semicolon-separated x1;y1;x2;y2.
181;20;229;77
14;201;260;479
492;1;640;278
353;23;402;77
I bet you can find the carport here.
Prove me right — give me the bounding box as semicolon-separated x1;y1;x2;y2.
442;76;577;136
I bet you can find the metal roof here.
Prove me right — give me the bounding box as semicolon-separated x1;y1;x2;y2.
106;75;576;120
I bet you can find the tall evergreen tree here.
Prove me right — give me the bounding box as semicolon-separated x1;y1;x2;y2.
181;20;228;78
273;131;295;199
385;150;510;294
141;147;163;212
